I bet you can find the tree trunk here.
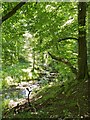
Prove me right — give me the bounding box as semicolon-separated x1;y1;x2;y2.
78;2;88;79
87;2;90;116
87;2;90;74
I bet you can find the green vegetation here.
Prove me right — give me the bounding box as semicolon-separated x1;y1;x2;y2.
1;1;90;119
3;79;88;118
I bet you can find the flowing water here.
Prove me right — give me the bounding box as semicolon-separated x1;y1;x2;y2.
1;81;40;108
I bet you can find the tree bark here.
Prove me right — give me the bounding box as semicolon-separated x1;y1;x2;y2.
78;2;88;79
87;2;90;74
87;2;90;116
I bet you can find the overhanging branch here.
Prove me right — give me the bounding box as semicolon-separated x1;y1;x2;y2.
48;52;77;75
58;37;78;42
0;0;27;25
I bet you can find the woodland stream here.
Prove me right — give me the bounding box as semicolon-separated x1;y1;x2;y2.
1;81;40;108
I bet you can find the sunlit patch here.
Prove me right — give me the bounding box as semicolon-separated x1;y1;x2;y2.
28;73;32;78
22;68;32;78
23;31;32;39
9;99;19;108
31;112;38;115
61;18;74;28
5;76;14;85
46;5;56;12
49;82;54;87
35;96;42;101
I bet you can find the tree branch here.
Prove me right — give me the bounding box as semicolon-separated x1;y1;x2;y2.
58;37;78;42
0;0;27;25
48;52;77;75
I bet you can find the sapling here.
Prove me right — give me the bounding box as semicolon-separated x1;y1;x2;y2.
26;87;36;112
26;87;32;107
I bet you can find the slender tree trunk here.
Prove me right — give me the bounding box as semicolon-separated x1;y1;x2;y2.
32;50;35;72
78;2;88;79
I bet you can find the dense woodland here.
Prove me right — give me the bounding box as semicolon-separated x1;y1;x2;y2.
0;1;90;119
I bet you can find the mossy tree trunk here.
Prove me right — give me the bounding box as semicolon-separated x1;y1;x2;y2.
78;2;88;79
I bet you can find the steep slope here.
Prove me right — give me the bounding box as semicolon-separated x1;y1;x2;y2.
3;79;89;119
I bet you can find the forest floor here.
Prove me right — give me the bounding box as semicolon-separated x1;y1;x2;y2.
2;79;89;119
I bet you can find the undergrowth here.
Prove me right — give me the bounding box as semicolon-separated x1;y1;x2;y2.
2;79;89;119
